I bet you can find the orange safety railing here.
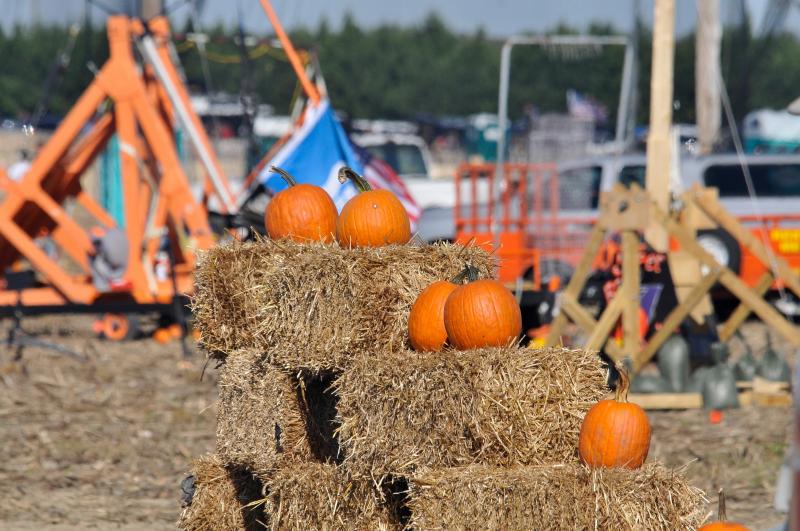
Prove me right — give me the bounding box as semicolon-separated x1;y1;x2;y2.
456;162;800;291
454;162;571;288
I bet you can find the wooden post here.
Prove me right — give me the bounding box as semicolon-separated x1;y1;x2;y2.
621;230;641;361
695;0;721;154
644;0;675;251
545;221;606;347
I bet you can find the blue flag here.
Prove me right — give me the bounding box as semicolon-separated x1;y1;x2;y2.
256;100;362;208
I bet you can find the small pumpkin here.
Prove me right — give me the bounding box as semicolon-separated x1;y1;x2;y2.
408;280;458;352
264;166;338;243
698;488;749;530
443;265;522;349
579;362;651;469
336;166;411;248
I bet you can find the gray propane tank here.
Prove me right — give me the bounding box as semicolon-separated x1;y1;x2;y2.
630;373;671;394
758;331;790;383
656;334;690;392
733;330;757;382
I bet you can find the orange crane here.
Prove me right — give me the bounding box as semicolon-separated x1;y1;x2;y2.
0;15;235;340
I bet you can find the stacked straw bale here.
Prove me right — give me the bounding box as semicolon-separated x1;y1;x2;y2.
407;463;707;530
185;238;707;529
216;350;337;472
192;238;493;371
259;462;396;530
335;345;607;478
177;454;266;531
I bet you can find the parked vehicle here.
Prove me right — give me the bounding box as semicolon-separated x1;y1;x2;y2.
556;152;800;288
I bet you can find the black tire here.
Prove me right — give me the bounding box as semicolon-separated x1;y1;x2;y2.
696;229;741;275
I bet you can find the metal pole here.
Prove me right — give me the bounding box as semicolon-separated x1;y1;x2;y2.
257;0;321;105
138;35;238;213
615;40;634;147
140;0;161;19
494;40;514;241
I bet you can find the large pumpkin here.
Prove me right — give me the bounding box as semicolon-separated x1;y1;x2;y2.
443;265;522;349
698;489;749;530
265;166;338;243
408;280;458;352
336;167;411;248
579;363;651;469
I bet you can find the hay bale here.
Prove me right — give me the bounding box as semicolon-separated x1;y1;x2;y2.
260;461;397;530
177;454;266;531
335;346;607;478
216;350;339;472
407;463;707;530
192;238;494;371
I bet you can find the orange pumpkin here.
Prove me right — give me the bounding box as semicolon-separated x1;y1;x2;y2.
408;280;458;352
443;265;522;349
579;363;651;469
153;327;172;344
265;166;338;243
698;489;749;530
336;167;411;248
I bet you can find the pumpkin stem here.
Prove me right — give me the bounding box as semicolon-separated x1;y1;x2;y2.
614;361;630;403
717;488;727;521
270;166;297;187
338;166;372;193
451;264;481;284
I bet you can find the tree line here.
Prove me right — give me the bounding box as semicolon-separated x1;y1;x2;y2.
1;13;799;132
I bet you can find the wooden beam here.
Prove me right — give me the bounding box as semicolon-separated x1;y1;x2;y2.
560;295;625;361
585;292;626;352
652;202;800;346
621;230;641;360
694;191;800;299
718;272;773;341
626;392;703;410
635;267;722;370
624;390;792;409
695;0;721;155
644;0;675;251
545;221;606;347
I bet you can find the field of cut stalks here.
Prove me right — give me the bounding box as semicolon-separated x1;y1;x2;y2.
0;315;791;530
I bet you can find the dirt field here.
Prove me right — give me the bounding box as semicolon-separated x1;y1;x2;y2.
0;316;792;530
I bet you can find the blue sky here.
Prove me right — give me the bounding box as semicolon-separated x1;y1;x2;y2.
1;0;798;37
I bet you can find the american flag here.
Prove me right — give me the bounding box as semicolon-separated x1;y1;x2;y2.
349;140;421;231
566;89;608;123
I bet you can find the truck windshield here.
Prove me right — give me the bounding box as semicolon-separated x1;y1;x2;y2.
364;143;428;177
704;164;800;197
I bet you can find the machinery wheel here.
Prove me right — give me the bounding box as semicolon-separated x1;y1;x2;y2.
696;229;741;275
99;313;139;341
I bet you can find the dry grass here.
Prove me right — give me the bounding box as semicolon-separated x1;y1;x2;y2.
192;238;494;371
334;346;608;479
407;462;707;530
215;351;315;473
259;461;396;530
177;454;266;531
